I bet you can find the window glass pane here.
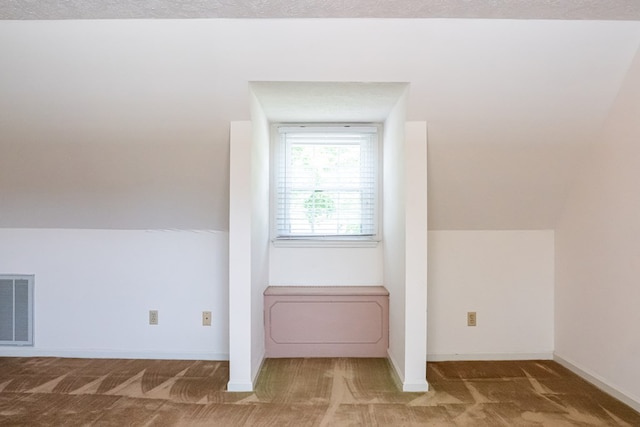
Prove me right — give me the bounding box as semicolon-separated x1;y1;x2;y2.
275;126;378;239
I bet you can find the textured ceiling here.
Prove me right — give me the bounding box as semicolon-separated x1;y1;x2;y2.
250;82;408;123
2;0;640;20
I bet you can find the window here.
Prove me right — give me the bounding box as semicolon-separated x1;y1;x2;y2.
274;124;380;242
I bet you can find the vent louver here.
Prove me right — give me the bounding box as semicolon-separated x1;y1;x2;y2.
0;275;34;346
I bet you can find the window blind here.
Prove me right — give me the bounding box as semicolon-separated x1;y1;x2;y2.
275;126;378;239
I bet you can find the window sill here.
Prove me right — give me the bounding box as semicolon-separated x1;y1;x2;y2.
271;238;380;248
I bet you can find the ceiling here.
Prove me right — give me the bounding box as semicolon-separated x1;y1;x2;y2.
1;17;640;231
250;82;408;123
2;0;640;20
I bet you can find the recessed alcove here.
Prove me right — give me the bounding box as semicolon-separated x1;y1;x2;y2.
228;81;427;392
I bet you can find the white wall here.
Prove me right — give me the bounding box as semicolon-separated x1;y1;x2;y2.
228;110;270;392
250;92;270;382
228;121;253;391
555;46;640;410
269;246;383;285
0;228;229;359
382;89;428;391
383;93;408;382
427;230;554;360
402;121;428;391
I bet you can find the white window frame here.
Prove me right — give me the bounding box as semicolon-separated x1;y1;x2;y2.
271;123;382;247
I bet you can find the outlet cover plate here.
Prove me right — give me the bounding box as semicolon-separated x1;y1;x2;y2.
467;311;477;327
202;311;212;326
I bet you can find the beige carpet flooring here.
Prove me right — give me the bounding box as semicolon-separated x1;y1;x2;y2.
0;357;638;426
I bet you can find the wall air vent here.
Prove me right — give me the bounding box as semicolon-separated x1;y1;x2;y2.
0;275;34;346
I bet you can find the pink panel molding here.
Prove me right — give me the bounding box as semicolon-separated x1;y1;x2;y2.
264;286;389;357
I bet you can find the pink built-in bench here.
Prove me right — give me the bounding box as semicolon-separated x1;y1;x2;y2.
264;286;389;358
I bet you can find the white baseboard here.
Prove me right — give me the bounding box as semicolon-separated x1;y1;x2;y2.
251;349;266;390
0;347;229;361
387;349;404;384
387;349;429;392
554;353;640;413
402;381;429;392
226;380;254;392
427;352;553;362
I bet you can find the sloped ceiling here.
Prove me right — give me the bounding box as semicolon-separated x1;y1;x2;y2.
2;0;640;20
1;17;639;230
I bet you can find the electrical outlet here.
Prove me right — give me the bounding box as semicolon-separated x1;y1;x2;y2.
467;311;477;327
202;311;212;326
149;310;159;325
